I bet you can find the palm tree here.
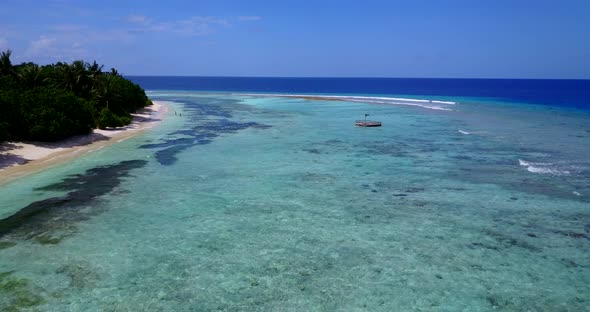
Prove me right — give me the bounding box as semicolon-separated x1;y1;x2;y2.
53;62;75;91
86;61;104;79
110;67;121;77
0;50;14;76
17;63;44;88
92;74;120;110
92;74;125;128
86;61;104;98
47;60;90;97
71;60;91;97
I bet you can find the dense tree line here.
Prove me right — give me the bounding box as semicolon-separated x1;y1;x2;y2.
0;50;151;142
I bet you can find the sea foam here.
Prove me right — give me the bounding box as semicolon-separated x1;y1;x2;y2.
518;159;570;175
458;129;488;135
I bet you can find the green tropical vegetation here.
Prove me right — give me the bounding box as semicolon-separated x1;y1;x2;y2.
0;50;152;142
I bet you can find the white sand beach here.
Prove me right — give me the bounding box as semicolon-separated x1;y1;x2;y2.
0;101;167;185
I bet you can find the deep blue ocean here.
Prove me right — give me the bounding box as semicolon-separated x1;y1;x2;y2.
128;77;590;110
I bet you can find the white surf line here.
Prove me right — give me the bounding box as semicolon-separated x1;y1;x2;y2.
458;129;488;135
235;93;457;111
236;93;457;104
343;98;454;111
518;159;571;175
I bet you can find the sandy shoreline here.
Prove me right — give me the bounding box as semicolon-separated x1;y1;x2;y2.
0;101;167;185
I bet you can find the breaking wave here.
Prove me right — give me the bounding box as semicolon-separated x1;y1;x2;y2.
458;129;488;135
518;159;571;176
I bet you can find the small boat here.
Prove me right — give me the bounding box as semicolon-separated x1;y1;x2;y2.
355;120;382;127
355;114;382;127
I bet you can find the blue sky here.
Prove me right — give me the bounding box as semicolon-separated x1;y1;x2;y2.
1;0;589;78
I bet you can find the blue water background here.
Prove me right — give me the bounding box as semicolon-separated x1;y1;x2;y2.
1;77;589;311
128;77;590;110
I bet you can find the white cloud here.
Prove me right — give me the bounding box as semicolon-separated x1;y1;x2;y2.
9;13;258;63
126;14;151;26
50;23;131;43
23;23;134;61
125;15;232;36
167;16;230;35
27;36;57;56
24;35;88;61
238;16;261;22
52;24;88;32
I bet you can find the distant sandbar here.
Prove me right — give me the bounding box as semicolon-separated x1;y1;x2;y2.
236;93;456;110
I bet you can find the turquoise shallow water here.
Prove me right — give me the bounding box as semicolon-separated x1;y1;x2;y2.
0;93;589;311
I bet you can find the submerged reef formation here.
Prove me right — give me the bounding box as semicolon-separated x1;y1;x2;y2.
0;271;44;311
0;160;147;244
140;97;271;166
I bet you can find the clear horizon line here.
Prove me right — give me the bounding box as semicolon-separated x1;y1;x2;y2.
123;75;590;81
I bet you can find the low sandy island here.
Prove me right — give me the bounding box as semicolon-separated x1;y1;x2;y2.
0;101;167;185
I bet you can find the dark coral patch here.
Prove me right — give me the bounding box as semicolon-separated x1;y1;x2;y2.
140;97;273;166
143;119;270;166
0;160;147;242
